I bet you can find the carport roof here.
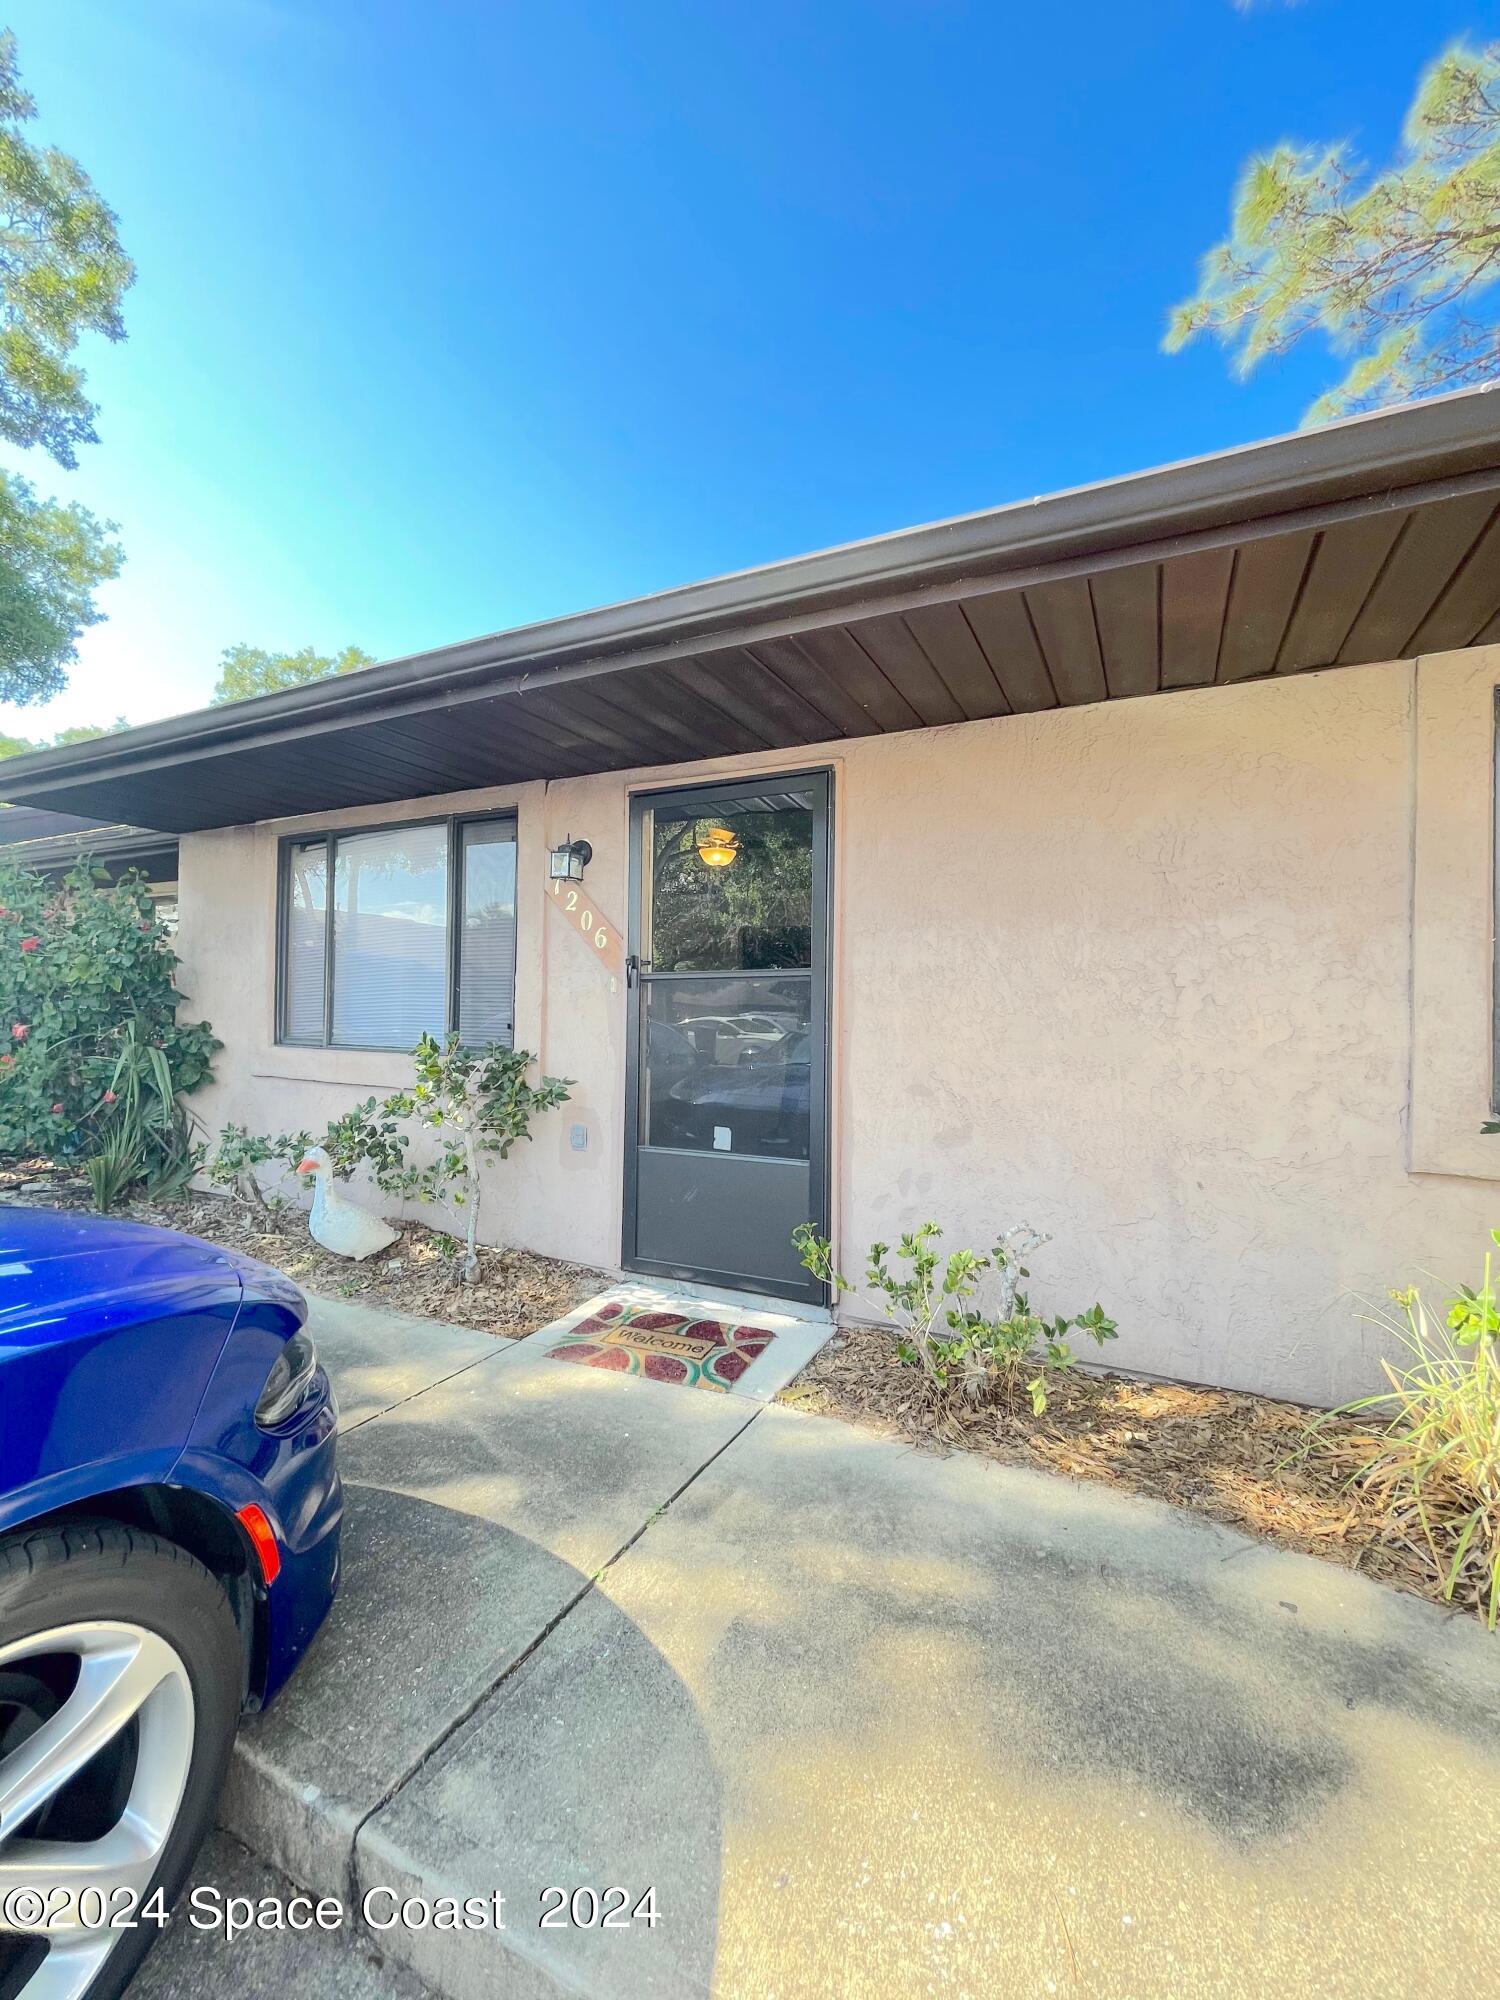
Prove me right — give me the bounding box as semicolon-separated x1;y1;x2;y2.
5;383;1500;834
0;806;178;880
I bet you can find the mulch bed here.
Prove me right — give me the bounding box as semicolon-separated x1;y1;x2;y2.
2;1156;1477;1616
0;1160;605;1340
781;1320;1457;1617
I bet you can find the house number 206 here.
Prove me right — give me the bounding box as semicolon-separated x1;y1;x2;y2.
552;881;608;948
547;876;624;976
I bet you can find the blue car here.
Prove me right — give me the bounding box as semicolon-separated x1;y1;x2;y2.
0;1207;341;2000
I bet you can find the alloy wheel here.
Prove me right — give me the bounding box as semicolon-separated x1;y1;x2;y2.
0;1622;195;2000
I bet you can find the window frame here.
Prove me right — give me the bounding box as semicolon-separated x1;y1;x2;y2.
275;808;519;1051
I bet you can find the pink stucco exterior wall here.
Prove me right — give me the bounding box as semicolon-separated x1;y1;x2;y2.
175;646;1500;1405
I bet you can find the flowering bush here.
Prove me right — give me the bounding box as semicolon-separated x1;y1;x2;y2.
0;856;219;1176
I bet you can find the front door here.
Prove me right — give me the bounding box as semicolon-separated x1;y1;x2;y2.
624;771;831;1303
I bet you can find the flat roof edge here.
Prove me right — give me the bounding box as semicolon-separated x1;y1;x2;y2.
3;382;1498;802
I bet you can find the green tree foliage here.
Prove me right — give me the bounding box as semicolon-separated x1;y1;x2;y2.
209;1037;570;1280
0;470;121;704
0;31;134;704
0;857;218;1177
1166;40;1500;420
0;715;125;758
0;30;133;466
211;643;376;705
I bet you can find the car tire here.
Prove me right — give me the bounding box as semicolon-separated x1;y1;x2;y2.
0;1520;243;2000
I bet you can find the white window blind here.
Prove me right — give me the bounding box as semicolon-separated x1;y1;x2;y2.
457;820;517;1047
283;839;328;1043
330;824;449;1048
280;816;519;1052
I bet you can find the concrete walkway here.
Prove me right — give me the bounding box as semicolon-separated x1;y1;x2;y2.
212;1295;1500;2000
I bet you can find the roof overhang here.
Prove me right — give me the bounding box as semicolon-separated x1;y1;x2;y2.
4;384;1500;834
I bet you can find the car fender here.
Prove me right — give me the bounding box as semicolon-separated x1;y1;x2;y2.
0;1443;187;1539
0;1283;244;1503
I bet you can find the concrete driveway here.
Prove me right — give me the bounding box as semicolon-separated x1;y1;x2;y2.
208;1295;1500;2000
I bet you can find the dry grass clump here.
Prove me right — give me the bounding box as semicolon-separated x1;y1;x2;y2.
1303;1277;1500;1626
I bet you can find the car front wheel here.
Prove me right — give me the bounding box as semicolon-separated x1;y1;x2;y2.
0;1521;242;2000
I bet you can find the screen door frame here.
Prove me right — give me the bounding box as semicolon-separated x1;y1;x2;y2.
622;768;832;1304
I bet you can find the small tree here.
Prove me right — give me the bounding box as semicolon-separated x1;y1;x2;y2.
207;1037;568;1276
379;1035;571;1281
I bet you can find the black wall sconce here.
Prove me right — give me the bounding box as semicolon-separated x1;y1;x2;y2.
549;837;593;883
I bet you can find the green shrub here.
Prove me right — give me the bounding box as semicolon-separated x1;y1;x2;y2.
209;1036;570;1280
1304;1237;1500;1627
0;857;218;1195
208;1098;408;1209
794;1220;1117;1415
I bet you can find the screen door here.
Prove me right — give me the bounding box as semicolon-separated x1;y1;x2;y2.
623;771;830;1302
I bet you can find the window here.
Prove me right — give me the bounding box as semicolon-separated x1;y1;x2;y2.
277;815;517;1050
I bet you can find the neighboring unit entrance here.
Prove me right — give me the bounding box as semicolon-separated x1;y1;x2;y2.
623;772;831;1303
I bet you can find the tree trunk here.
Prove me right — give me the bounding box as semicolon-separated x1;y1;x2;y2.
236;1166;271;1219
461;1119;481;1283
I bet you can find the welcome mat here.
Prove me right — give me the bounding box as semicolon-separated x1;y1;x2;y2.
545;1299;776;1392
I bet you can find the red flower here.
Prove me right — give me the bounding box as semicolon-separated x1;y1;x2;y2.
102;1089;116;1104
50;1102;62;1115
0;1055;11;1066
18;936;38;953
11;1024;27;1040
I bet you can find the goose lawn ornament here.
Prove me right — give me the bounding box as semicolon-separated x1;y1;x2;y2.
296;1146;400;1261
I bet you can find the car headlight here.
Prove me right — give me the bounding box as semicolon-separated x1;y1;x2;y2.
255;1330;319;1428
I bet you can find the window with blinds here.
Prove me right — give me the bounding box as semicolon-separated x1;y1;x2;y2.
277;815;517;1050
457;819;518;1046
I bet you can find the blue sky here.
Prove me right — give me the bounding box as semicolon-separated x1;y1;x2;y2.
1;0;1493;734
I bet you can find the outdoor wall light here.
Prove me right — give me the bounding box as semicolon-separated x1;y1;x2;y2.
549;837;593;882
696;825;741;868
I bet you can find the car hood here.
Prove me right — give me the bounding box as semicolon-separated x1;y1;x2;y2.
0;1205;262;1344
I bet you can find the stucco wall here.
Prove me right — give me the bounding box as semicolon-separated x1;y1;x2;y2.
175;646;1500;1406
